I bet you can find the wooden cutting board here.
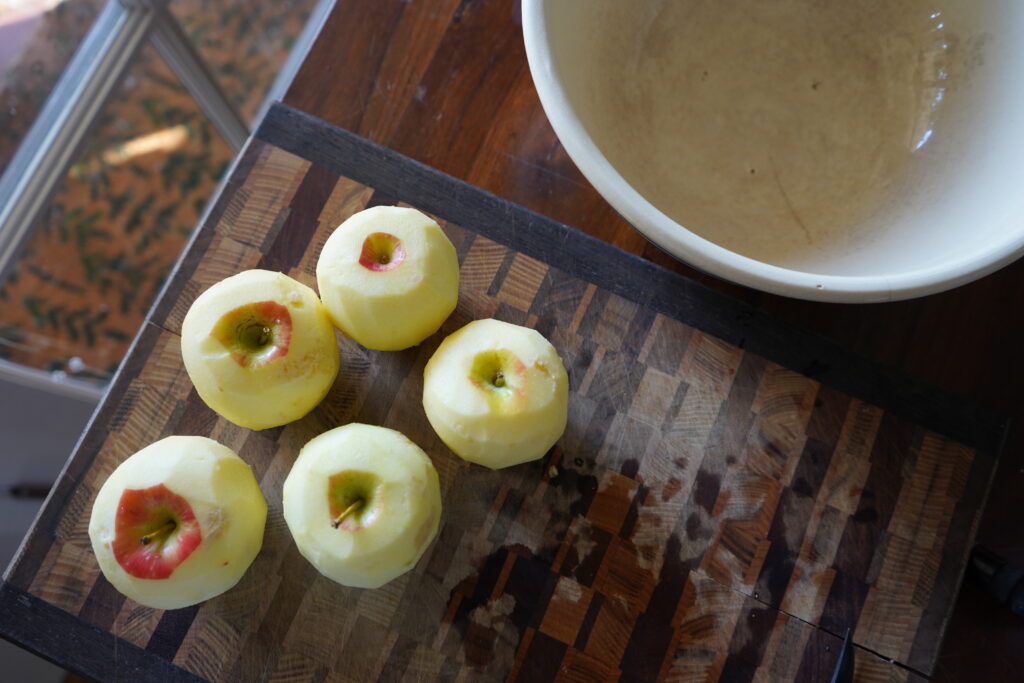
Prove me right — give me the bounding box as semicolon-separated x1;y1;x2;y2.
1;103;1005;682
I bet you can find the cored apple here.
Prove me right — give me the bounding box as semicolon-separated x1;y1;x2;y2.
282;423;442;588
88;436;267;609
422;318;569;469
180;269;340;430
315;206;459;350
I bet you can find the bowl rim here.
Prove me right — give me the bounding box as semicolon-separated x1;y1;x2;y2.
521;0;1024;303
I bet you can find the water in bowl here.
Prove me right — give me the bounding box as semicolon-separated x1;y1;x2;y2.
568;0;1003;274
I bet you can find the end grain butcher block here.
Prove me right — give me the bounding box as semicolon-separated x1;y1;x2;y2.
0;103;1005;682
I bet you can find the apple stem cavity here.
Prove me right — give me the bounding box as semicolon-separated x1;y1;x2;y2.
210;300;292;368
331;500;363;529
140;519;177;546
470;350;522;392
240;322;272;351
359;232;405;272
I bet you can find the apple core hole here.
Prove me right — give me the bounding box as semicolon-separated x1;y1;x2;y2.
359;232;405;272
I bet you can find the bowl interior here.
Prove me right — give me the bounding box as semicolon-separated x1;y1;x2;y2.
537;0;1024;290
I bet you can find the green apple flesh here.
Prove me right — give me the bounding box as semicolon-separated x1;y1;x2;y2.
88;436;267;610
316;206;459;351
283;423;442;588
181;269;340;430
422;318;569;469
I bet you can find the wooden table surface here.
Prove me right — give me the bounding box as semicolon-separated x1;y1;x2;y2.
282;1;1023;680
0;1;1018;681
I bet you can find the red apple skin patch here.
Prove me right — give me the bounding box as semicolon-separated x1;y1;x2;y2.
359;232;406;272
113;484;202;579
211;301;292;368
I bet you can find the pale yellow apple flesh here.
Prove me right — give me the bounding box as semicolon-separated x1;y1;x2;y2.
282;423;442;588
316;206;459;351
88;436;267;610
422;318;569;469
180;269;340;430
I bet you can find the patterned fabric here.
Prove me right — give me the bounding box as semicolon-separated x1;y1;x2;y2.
0;0;315;379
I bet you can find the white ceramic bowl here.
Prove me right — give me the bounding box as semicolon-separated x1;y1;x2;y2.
523;0;1024;302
